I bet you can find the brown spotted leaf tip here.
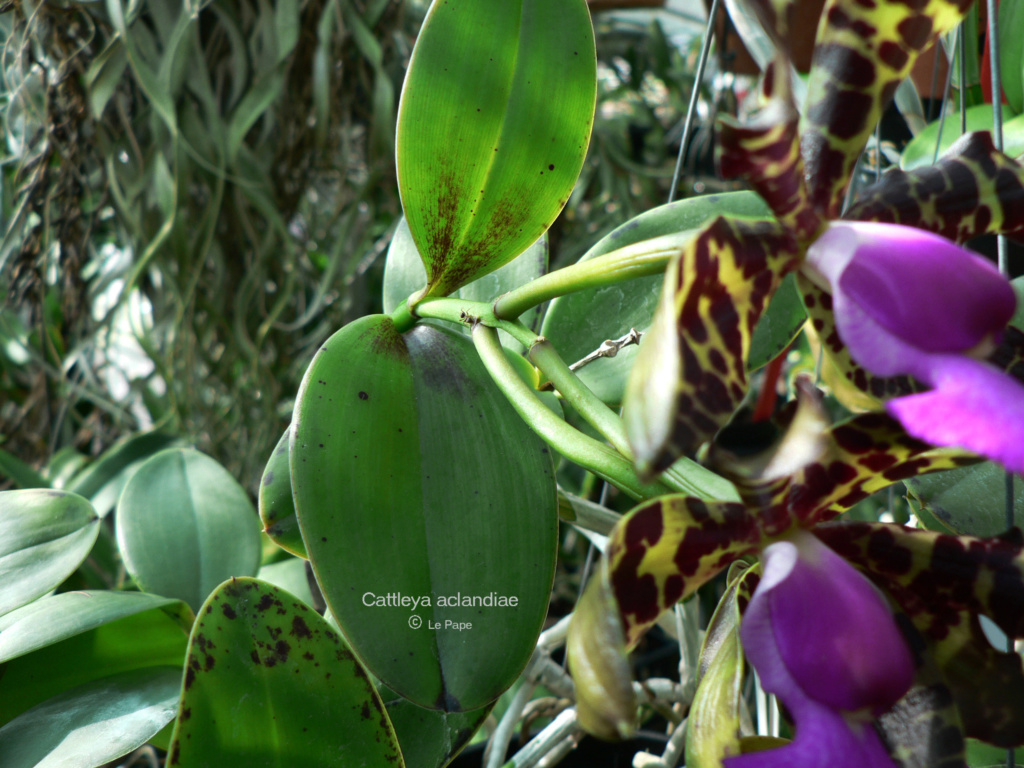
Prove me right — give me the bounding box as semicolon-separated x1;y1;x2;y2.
845;132;1024;244
623;216;800;476
718;61;823;244
801;0;973;217
818;522;1024;746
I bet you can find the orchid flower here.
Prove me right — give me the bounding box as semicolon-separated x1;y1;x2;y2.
725;530;914;768
568;382;1024;763
804;221;1024;473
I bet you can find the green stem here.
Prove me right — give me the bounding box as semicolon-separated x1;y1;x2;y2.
472;324;668;500
493;232;687;320
413;297;538;349
528;339;631;458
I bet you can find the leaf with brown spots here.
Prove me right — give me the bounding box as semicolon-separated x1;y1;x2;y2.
845;132;1024;244
396;0;596;300
817;523;1024;746
623;216;800;476
801;0;973;216
168;578;403;767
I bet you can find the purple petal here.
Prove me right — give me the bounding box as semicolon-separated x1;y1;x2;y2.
887;355;1024;475
748;532;915;714
725;532;912;768
806;222;1015;356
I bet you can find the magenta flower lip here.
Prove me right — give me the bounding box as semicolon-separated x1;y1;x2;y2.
725;531;914;768
804;221;1024;473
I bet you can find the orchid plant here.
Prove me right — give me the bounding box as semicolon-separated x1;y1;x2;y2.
6;0;1024;765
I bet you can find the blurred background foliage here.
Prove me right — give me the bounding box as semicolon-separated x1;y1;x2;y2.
0;0;714;490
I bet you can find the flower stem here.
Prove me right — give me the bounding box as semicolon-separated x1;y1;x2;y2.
472;324;668;500
492;233;687;320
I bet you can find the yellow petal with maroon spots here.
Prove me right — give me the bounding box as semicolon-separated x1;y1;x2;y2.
817;522;1024;746
801;0;973;217
623;217;800;477
718;61;823;245
845;133;1024;244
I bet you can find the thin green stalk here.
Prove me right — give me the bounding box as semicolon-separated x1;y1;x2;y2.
493;233;687;320
529;339;631;457
412;297;538;349
472;324;668;500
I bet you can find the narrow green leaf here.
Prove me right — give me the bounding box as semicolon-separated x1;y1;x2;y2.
0;489;100;617
1000;0;1024;114
0;667;181;768
748;272;805;371
167;578;403;767
382;688;491;768
899;106;1024;171
905;462;1024;536
396;0;596;298
292;316;557;711
0;449;49;489
0;592;191;726
116;448;261;611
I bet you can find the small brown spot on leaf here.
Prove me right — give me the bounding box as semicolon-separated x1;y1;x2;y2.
221;604;237;620
358;391;369;400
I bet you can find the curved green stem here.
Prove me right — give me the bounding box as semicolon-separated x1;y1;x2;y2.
413;297;538;349
492;232;688;320
472;324;668;500
528;339;631;457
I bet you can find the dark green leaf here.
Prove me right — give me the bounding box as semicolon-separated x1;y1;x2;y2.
167;578;403;767
259;427;305;559
292;315;557;711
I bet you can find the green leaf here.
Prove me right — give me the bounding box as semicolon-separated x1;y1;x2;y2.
540;192;774;406
291;316;557;711
116;448;261;611
0;489;100;617
685;567;756;768
0;667;181;768
0;591;191;726
905;462;1024;536
0;448;49;489
381;686;491;768
396;0;596;299
257;558;315;609
899;106;1024;171
748;272;805;372
65;430;180;517
259;427;306;559
1000;0;1024;114
167;578;403;767
382;216;548;350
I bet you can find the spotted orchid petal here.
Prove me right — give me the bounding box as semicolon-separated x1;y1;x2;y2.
804;220;1024;470
726;531;914;768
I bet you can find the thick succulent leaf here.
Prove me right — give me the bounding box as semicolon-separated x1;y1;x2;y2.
0;591;192;726
0;667;181;768
396;0;596;299
846;132;1024;243
540;192;773;406
623;216;800;477
381;686;492;768
0;489;100;617
685;566;758;768
801;0;972;216
117;448;261;612
258;427;306;559
603;496;764;649
876;659;967;768
817;523;1024;745
292;315;557;711
717;61;822;244
167;578;403;767
382;217;548;347
905;461;1024;536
